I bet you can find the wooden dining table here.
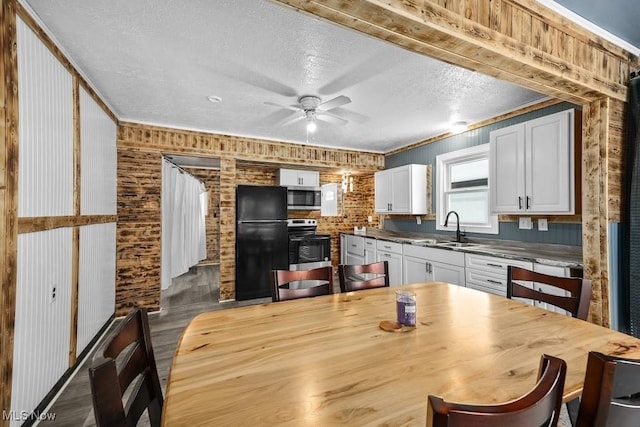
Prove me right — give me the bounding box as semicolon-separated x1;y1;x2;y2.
161;282;640;426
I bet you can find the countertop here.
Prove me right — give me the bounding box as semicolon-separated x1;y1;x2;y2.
342;228;583;269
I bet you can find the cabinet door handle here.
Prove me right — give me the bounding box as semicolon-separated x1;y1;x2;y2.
518;197;523;210
487;279;502;285
384;245;391;249
384;253;391;257
487;263;504;268
526;196;531;209
351;244;357;247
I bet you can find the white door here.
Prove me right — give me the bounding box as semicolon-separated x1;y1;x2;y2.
364;239;377;265
525;110;573;213
431;261;465;286
346;253;365;266
374;170;391;212
403;255;431;284
490;124;526;213
390;166;411;213
377;251;403;286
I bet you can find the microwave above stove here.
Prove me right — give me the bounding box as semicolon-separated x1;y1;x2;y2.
286;186;321;210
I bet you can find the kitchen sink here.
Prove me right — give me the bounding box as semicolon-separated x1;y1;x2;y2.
436;241;483;249
395;237;438;245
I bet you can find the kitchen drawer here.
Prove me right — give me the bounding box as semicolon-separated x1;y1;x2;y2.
404;244;465;267
466;268;508;297
376;239;403;254
364;238;376;250
464;253;532;274
345;235;364;256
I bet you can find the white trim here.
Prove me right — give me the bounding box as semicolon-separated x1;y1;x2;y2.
435;144;499;235
536;0;640;56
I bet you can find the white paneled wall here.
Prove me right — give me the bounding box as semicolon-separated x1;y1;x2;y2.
11;229;73;426
77;223;116;355
80;88;117;215
17;17;73;217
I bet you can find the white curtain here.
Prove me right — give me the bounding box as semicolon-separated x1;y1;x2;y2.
161;158;207;290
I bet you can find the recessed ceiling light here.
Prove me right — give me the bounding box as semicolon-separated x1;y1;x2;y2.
451;121;468;133
207;95;222;103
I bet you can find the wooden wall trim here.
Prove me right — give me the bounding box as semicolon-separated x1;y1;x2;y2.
15;2;117;124
68;77;81;367
1;0;18;422
118;122;385;171
272;0;631;103
17;215;117;233
582;100;609;327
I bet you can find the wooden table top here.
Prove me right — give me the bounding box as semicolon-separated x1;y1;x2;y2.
162;282;640;426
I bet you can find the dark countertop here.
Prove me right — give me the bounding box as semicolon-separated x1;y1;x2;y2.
342;228;583;269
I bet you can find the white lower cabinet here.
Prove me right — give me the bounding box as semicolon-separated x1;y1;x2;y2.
376;240;403;286
343;234;365;265
403;244;465;286
364;238;377;264
464;253;532;297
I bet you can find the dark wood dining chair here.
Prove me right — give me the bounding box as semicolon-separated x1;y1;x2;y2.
88;308;163;427
575;351;640;427
507;266;592;426
507;266;593;320
427;354;567;427
338;261;389;292
271;266;333;302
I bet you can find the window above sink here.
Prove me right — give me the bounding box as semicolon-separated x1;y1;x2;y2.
435;144;499;235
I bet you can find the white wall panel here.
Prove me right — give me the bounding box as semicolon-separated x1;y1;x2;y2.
17;17;74;217
11;228;72;426
77;223;116;355
80;88;117;215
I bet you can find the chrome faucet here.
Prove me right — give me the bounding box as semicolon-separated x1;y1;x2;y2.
444;210;465;243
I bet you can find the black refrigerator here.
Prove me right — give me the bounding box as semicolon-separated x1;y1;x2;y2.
236;185;289;300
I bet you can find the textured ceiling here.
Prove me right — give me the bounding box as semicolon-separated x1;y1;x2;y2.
17;1;598;154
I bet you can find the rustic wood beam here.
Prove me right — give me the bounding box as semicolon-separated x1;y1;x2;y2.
0;0;18;423
17;215;117;234
270;0;627;103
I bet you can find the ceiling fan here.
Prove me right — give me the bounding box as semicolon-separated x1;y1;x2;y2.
265;95;351;132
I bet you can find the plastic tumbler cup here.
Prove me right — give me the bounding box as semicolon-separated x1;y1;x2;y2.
396;290;416;326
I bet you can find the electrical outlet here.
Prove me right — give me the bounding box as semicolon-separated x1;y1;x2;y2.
367;215;373;223
518;217;533;230
50;285;57;303
538;218;548;231
416;216;421;225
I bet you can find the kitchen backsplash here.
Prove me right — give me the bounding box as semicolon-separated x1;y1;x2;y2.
384;218;582;246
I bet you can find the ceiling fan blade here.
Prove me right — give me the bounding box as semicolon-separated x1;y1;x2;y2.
280;113;306;127
264;101;300;112
316;111;348;126
318;95;351;111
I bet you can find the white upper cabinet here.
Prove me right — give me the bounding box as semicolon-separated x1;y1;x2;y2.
490;109;575;214
278;168;320;187
374;164;427;214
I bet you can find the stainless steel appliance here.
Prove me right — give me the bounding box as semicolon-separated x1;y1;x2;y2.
286;187;321;210
287;219;331;271
236;185;289;300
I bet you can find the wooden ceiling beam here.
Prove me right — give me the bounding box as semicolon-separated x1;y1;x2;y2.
270;0;628;103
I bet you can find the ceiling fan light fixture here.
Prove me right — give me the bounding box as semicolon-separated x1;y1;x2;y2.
306;118;317;133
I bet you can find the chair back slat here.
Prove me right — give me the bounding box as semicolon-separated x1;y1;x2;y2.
427;354;566;427
271;266;333;302
338;261;389;292
89;308;163;427
507;266;592;320
576;351;640;427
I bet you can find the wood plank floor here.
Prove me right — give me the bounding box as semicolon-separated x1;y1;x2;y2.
37;265;572;426
39;265;270;426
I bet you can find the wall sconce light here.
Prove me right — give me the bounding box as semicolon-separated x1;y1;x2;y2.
342;173;354;193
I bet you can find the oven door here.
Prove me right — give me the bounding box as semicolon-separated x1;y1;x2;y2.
288;235;331;270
